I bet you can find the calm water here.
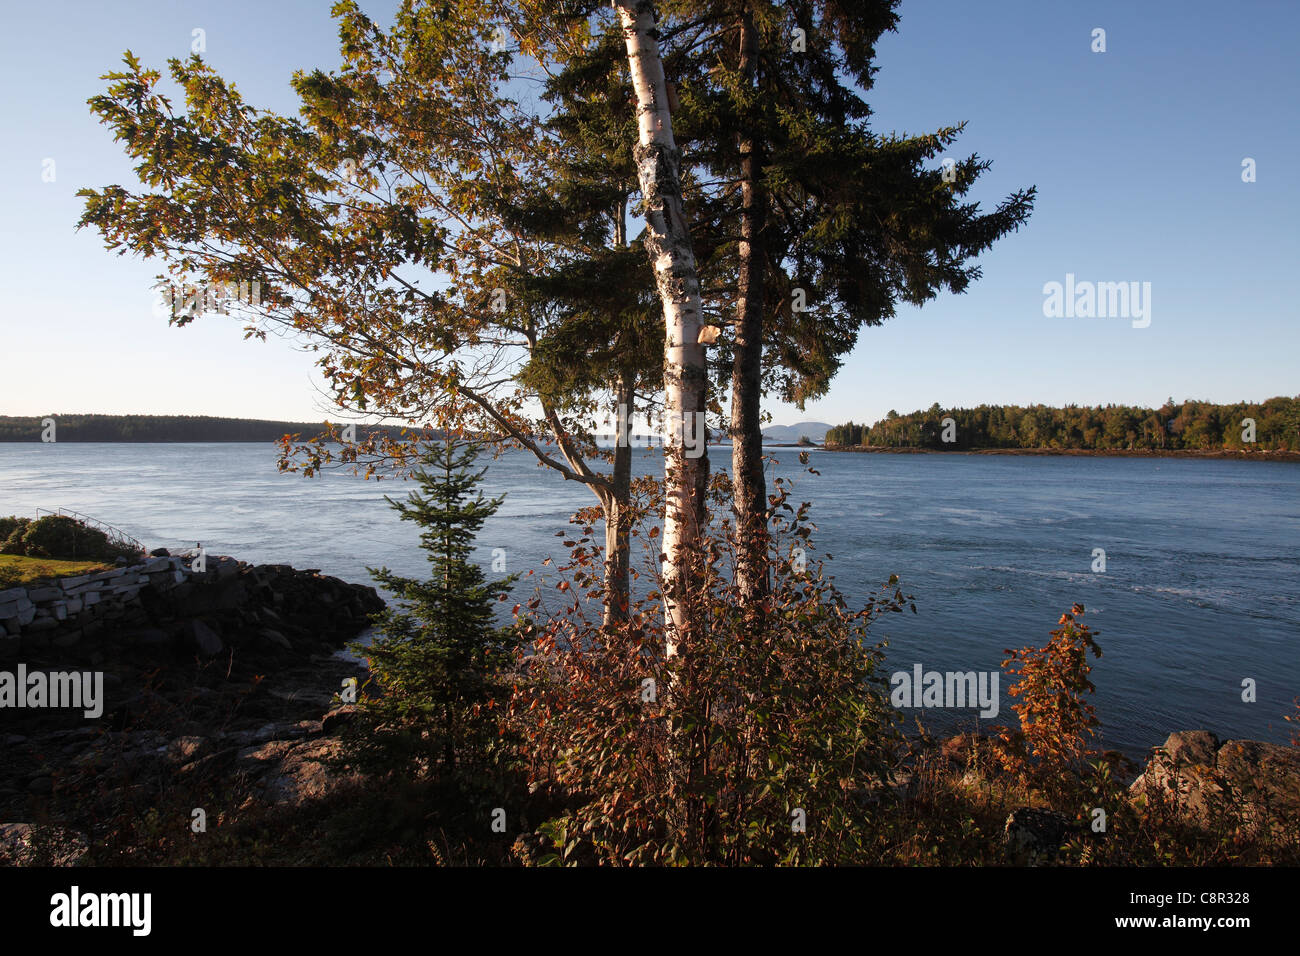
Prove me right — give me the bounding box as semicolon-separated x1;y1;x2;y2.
2;442;1297;757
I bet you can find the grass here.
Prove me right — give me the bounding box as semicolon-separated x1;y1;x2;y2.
0;554;113;587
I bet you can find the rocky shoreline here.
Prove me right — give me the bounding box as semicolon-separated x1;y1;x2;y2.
3;553;1297;866
0;552;384;862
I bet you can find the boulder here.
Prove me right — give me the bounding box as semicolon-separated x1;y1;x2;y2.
1003;807;1075;865
321;704;358;733
183;619;224;656
259;627;292;650
237;737;366;808
1129;730;1300;836
0;824;89;867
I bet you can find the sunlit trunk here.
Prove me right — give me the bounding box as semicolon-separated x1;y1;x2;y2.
615;0;706;658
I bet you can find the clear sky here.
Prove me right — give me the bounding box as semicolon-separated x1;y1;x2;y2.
1;0;1296;427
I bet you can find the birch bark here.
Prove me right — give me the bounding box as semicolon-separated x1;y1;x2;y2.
614;0;706;657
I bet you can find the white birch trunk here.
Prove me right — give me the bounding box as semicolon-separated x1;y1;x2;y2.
614;0;705;658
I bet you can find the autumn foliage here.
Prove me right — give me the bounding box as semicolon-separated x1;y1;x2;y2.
508;472;911;864
996;603;1102;798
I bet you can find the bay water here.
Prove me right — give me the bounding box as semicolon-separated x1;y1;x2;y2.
2;442;1296;757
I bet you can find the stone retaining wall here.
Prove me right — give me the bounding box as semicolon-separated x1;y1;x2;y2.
0;553;240;655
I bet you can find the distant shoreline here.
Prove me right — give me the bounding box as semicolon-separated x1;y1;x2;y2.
820;444;1300;462
4;440;1296;462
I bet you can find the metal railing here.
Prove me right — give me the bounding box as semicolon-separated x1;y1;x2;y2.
33;508;145;556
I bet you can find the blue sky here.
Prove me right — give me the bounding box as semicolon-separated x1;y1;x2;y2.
1;0;1296;427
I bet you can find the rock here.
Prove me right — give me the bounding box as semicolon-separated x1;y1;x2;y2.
1129;730;1223;823
1003;807;1075;865
238;737;365;808
0;824;89;867
259;627;292;650
51;629;82;648
222;721;313;748
163;735;211;766
149;547;171;557
321;704;358;733
26;586;62;602
183;619;224;656
26;776;54;795
1130;731;1300;835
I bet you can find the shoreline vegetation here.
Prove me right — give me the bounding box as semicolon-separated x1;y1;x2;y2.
822;444;1300;462
822;397;1300;457
0;414;424;444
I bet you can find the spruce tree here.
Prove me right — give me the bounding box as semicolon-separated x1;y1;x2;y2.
352;438;518;784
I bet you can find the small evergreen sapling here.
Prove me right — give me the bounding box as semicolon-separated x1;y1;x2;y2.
351;439;518;783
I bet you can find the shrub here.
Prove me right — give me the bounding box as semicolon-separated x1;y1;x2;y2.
0;516;30;555
996;603;1102;800
13;514;141;563
511;467;911;865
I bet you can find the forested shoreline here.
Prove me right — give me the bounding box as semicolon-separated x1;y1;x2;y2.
825;397;1300;452
0;415;426;443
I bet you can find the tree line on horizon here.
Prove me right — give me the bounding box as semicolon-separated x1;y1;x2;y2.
824;396;1300;451
0;414;428;443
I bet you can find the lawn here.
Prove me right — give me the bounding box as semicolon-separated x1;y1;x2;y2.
0;554;113;587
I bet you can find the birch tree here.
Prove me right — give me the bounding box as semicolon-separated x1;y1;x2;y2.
611;0;708;656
